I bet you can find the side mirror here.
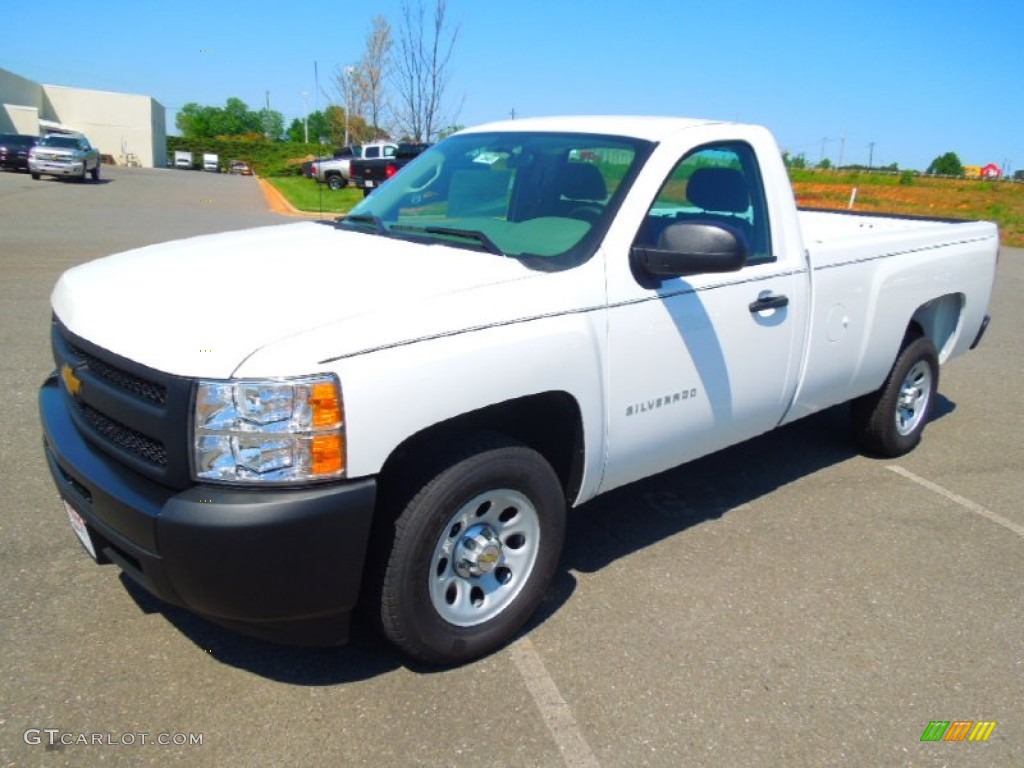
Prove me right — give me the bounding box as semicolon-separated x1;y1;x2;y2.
631;221;748;281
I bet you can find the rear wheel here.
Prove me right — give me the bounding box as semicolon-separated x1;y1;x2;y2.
327;174;344;190
851;334;939;457
379;436;566;665
31;172;40;180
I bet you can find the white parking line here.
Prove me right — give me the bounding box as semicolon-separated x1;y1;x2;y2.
509;636;600;768
888;465;1024;537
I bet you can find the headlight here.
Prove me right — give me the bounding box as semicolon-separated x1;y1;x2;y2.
193;374;345;484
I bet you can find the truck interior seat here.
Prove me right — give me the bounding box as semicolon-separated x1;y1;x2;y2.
557;162;607;222
682;167;754;247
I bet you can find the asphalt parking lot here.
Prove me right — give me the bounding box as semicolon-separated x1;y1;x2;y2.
1;165;1020;767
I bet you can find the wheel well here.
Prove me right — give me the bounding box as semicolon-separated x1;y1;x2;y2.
377;392;585;507
907;293;964;361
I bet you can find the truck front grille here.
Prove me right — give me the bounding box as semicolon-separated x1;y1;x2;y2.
77;402;168;466
66;342;167;406
52;320;193;490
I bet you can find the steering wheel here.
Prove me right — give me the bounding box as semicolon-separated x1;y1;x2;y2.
407;155;442;193
567;205;603;223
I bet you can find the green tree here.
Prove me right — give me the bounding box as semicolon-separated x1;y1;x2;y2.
323;105;373;145
218;97;258;135
174;98;281;139
286;110;335;144
256;108;285;141
782;152;807;170
175;102;215;138
817;157;832;170
927;152;964;176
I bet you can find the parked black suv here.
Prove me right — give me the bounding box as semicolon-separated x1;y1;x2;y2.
0;134;40;171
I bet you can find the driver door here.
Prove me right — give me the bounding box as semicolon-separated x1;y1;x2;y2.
600;140;806;493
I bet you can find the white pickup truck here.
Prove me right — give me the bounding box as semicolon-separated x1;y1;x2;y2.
312;142;398;189
39;116;997;665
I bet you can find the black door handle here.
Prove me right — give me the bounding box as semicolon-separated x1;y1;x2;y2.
749;293;789;312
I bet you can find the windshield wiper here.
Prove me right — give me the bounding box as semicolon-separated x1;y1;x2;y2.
390;225;504;256
340;214;387;234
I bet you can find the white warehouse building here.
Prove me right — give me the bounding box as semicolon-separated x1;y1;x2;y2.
0;67;166;168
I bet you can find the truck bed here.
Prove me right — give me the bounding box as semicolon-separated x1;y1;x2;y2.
786;207;998;425
798;208;993;247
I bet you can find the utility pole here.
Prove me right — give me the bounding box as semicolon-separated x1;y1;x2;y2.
301;91;309;143
820;136;829;166
265;90;271;139
509;108;516;120
838;132;846;170
867;142;875;169
343;66;354;146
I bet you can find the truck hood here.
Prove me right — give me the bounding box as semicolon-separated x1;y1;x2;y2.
52;221;541;378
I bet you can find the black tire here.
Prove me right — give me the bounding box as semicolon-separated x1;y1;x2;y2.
31;172;40;180
79;162;87;182
851;334;939;457
327;174;344;190
379;435;566;665
90;162;100;181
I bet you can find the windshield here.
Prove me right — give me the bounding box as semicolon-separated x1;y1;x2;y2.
341;131;653;270
39;136;82;149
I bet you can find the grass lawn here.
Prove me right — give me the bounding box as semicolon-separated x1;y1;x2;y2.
792;171;1024;246
265;176;363;214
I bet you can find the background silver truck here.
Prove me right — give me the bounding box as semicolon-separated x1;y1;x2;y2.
29;134;101;182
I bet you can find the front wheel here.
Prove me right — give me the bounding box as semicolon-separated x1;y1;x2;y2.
851;334;939;457
31;172;40;180
379;436;566;665
90;162;100;181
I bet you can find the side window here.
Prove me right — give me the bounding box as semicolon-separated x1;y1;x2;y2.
365;146;379;159
635;142;773;265
383;146;396;158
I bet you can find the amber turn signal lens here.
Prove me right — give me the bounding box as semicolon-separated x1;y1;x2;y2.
309;381;343;428
311;434;344;475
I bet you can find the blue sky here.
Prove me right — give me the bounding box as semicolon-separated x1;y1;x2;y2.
2;0;1020;172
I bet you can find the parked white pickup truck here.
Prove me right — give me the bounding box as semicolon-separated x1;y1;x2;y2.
312;142;398;189
39;116;997;664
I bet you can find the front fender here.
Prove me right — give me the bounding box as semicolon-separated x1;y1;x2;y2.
338;312;608;503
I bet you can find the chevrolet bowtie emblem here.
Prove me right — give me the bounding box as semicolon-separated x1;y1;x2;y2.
60;363;83;398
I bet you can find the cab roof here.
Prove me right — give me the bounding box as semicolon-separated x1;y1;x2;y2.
457;115;733;142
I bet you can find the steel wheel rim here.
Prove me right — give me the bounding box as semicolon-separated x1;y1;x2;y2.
428;489;541;627
895;360;932;436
